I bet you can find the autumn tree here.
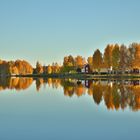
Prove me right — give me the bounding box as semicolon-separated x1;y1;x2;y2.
62;55;75;73
9;66;19;75
52;62;61;73
112;44;120;71
87;56;93;71
0;61;10;76
0;60;33;76
47;65;52;74
92;49;103;72
15;60;33;75
119;44;129;72
63;55;75;67
127;44;136;69
43;65;47;74
7;61;18;75
75;56;86;68
35;61;43;74
130;43;140;69
103;44;113;69
0;60;3;64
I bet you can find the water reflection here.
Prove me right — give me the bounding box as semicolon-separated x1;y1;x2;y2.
0;77;140;111
0;77;33;90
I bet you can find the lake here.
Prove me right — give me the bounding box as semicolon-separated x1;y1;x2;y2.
0;77;140;140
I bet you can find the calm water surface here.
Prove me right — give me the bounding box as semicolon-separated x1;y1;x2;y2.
0;78;140;140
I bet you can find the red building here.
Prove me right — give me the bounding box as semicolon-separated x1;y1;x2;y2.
84;64;92;73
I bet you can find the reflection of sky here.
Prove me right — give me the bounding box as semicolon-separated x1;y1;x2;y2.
0;84;140;140
0;0;140;66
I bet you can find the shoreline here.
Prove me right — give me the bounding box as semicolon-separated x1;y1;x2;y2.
9;73;140;80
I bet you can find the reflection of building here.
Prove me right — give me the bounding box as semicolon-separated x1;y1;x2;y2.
132;69;140;74
131;80;140;86
84;80;92;88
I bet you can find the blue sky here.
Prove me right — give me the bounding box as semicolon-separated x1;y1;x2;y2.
0;0;140;66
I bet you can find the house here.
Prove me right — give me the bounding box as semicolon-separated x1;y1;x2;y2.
83;64;92;73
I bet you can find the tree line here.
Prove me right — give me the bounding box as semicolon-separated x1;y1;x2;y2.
91;43;140;72
0;42;140;75
0;60;33;76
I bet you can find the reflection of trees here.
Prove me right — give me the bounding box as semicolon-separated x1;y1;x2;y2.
0;77;11;90
61;80;86;97
47;78;52;87
128;85;140;111
36;78;44;91
134;94;140;111
35;78;61;91
112;84;121;110
103;83;132;110
61;80;75;97
86;81;140;111
0;77;33;90
88;82;103;105
43;79;140;111
15;78;33;90
9;78;19;89
51;79;61;89
1;77;140;112
103;84;114;109
103;83;140;111
92;82;103;105
75;83;86;97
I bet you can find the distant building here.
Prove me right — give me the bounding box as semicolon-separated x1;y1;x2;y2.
100;68;108;73
84;64;92;73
